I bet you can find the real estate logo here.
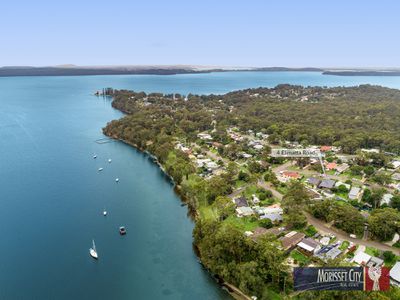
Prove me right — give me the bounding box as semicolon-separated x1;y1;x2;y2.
365;266;390;291
294;267;390;291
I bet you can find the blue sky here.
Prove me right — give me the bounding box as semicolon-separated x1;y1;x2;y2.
1;0;399;67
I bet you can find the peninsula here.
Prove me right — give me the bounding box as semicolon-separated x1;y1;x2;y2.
102;85;400;299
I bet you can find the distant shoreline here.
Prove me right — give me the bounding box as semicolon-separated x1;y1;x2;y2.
0;66;322;77
1;65;400;77
323;70;400;76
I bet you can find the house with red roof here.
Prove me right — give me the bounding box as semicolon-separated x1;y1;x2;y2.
320;146;332;152
281;171;301;180
326;162;337;170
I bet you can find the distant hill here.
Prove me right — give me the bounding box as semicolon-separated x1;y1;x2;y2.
253;67;323;72
0;66;213;77
323;70;400;76
0;65;325;77
1;65;399;77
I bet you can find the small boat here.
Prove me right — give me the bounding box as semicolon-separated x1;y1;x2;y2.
108;159;112;163
115;178;119;182
89;239;98;259
119;226;127;235
103;210;107;216
93;155;97;159
98;168;103;171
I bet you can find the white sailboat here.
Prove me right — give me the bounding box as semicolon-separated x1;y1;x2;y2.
89;239;98;259
108;159;112;163
103;209;107;216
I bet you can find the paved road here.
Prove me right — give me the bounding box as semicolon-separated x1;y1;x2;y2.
228;185;248;199
257;176;400;255
304;212;400;255
272;161;294;173
257;179;283;200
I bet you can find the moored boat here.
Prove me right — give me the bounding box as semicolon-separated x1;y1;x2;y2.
89;240;98;259
119;226;126;235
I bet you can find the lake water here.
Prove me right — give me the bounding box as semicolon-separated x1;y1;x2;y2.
0;71;400;299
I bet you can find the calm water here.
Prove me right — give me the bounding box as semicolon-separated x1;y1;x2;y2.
0;71;400;299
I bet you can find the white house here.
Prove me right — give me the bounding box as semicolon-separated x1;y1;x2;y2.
197;133;212;140
361;148;380;154
261;204;283;215
352;251;371;266
390;262;400;286
381;193;393;206
392;161;400;169
236;207;254;217
241;153;253;159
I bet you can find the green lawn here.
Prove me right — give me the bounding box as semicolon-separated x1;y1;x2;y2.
243;185;258;198
235;180;247;188
335;192;348;200
276;185;289;195
223;215;260;231
287;165;300;171
335;200;348;206
343;171;363;180
198;206;218;221
291;250;311;266
304;225;318;237
339;241;350;251
260;198;275;206
365;246;380;257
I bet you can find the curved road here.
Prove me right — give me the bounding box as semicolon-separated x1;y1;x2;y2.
257;177;400;255
304;212;400;255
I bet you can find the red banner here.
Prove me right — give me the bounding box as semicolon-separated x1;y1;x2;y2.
364;267;390;291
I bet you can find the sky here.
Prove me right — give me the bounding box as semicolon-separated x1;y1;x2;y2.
1;0;399;68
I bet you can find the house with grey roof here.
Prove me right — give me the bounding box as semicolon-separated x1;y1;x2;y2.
318;179;336;189
260;213;283;222
349;187;362;200
236;206;254;217
367;256;384;268
315;245;342;261
234;197;248;207
297;238;320;256
390;262;400;286
307;177;321;187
